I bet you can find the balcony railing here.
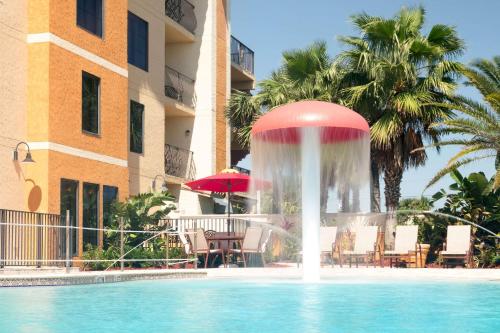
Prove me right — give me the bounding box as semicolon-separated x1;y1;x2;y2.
165;66;196;108
231;36;254;75
165;0;197;34
231;165;250;175
165;144;196;180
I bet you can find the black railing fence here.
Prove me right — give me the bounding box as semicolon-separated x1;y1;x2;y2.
165;0;197;34
165;144;196;180
231;36;254;74
165;66;196;108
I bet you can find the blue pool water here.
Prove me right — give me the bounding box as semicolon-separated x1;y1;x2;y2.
0;279;499;333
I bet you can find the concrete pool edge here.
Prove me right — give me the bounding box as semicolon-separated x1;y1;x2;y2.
0;269;207;287
1;267;499;287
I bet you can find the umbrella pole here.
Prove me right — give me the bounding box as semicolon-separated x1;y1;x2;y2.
227;183;231;235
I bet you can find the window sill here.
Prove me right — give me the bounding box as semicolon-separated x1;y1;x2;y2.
82;130;101;138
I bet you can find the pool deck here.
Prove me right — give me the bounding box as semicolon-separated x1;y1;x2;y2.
1;266;498;286
203;266;500;282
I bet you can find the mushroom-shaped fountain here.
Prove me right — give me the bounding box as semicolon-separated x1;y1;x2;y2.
250;101;370;281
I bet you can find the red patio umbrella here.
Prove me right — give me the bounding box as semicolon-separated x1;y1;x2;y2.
184;169;250;234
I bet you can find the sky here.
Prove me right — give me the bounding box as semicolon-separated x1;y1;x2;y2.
231;0;499;210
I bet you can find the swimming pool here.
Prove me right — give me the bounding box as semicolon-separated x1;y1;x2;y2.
0;279;498;332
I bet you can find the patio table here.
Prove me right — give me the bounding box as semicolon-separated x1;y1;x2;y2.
206;232;245;266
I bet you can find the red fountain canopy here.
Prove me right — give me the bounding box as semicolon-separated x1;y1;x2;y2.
251;101;369;144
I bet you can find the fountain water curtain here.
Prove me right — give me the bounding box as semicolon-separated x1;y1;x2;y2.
250;101;370;281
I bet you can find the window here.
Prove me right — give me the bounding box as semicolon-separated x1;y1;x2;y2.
82;71;100;134
130;101;144;153
103;185;118;249
128;12;148;71
77;0;103;37
60;179;79;256
83;183;99;247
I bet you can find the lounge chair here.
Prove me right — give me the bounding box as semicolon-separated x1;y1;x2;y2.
227;227;263;267
259;229;273;266
185;228;225;268
296;226;339;267
320;226;339;267
342;226;380;267
383;225;420;268
439;225;472;268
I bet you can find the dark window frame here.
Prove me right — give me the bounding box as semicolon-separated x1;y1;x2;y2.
82;71;101;135
83;182;100;248
130;100;144;154
60;179;79;256
128;11;149;71
76;0;104;38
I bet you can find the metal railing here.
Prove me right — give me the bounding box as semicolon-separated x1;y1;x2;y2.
163;217;250;234
0;209;70;267
231;165;250;175
231;36;254;74
165;144;196;180
165;0;197;34
165;66;196;108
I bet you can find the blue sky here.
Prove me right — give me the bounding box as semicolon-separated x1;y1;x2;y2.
231;0;499;210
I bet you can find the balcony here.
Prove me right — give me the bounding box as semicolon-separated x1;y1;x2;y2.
165;0;197;43
164;66;196;116
165;144;196;182
231;36;255;91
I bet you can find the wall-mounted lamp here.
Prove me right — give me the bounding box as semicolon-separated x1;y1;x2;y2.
185;129;191;137
13;141;35;163
152;174;168;192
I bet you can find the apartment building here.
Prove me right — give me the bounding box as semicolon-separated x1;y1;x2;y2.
0;0;255;257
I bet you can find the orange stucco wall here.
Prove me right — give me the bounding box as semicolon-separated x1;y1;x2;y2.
29;0;127;68
48;44;128;159
25;0;129;256
215;0;228;172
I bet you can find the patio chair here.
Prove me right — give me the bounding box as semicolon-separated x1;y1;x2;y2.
227;227;263;267
382;225;420;268
185;228;225;268
439;225;472;268
341;226;381;268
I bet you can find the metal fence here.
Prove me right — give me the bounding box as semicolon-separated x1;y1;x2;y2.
165;143;196;180
165;0;197;34
0;209;70;267
231;36;254;74
164;66;196;108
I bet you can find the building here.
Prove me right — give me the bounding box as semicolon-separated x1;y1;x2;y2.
0;0;255;257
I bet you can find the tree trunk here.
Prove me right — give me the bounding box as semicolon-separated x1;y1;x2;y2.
370;159;381;213
338;185;350;212
495;150;500;189
352;186;360;212
383;158;403;245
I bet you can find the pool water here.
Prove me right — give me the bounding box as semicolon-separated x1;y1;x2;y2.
0;279;498;333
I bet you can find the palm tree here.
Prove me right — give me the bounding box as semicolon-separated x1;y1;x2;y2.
338;6;465;219
423;57;500;189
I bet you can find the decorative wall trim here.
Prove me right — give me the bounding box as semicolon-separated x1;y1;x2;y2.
28;141;128;167
27;33;128;77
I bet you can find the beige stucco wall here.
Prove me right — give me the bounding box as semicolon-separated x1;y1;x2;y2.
0;0;27;211
128;0;167;195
